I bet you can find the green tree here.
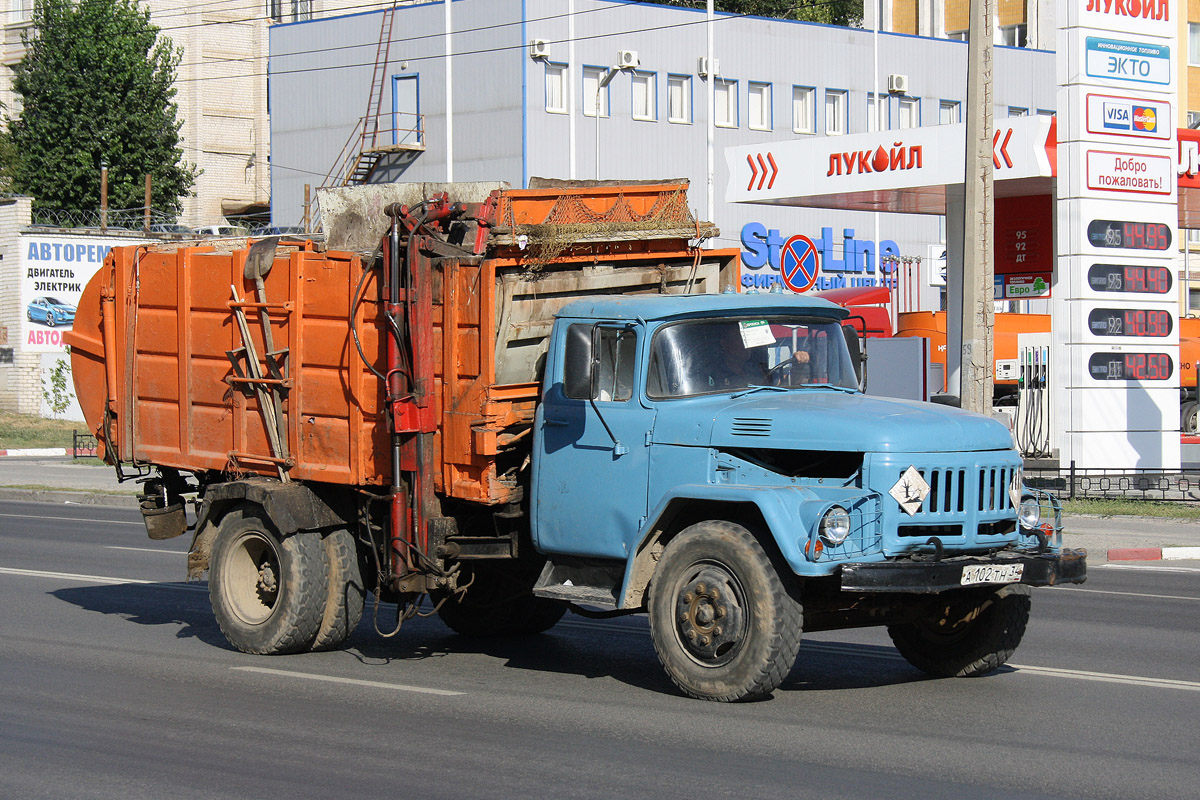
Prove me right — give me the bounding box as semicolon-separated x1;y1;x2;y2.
661;1;862;28
3;0;196;217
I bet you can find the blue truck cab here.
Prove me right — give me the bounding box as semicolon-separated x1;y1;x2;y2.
531;291;1085;701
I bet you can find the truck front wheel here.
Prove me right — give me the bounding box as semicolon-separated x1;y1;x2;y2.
887;585;1031;678
209;504;329;655
648;521;803;702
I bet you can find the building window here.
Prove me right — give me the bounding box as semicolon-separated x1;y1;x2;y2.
792;86;814;133
544;63;567;114
939;100;960;125
1190;111;1200;129
668;74;691;123
583;66;610;117
868;93;887;132
631;71;656;120
267;0;282;22
1008;106;1028;117
998;24;1027;47
290;0;310;21
748;82;771;130
947;30;968;41
1037;109;1055;117
1191;24;1200;66
715;79;737;128
825;89;847;135
897;96;919;129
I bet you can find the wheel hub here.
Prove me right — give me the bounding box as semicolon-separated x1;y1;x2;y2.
257;561;278;595
674;568;746;666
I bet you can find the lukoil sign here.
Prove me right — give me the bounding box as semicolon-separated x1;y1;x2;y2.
740;223;901;292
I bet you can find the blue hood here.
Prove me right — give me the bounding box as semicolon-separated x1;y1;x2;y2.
652;391;1014;453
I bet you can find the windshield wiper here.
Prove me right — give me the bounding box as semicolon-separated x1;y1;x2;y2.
730;384;790;399
795;383;858;394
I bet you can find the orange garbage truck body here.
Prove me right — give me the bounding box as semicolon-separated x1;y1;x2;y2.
67;182;735;506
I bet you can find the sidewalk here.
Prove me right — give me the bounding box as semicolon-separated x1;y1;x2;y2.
0;457;1197;563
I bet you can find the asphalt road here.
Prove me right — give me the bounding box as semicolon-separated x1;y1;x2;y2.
2;499;1198;799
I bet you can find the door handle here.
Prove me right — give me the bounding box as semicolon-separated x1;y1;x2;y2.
543;417;569;427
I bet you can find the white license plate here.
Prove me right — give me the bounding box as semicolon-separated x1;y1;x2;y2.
960;563;1024;586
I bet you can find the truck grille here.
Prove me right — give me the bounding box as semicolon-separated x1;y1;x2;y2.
909;464;1017;516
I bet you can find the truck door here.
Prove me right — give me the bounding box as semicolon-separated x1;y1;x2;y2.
534;323;654;559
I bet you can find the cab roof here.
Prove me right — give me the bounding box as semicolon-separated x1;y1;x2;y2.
556;291;849;323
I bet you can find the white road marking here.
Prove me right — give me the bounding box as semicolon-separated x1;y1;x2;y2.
1096;563;1200;574
231;666;463;696
1064;587;1199;602
1005;665;1200;692
107;546;186;555
0;512;142;526
0;566;206;592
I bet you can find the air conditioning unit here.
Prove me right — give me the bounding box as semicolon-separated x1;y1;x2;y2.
887;73;909;94
617;49;640;69
697;56;719;77
529;39;549;60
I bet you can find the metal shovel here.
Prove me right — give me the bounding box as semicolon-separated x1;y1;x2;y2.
243;238;288;462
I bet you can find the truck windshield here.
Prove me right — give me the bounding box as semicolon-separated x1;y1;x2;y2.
647;316;858;398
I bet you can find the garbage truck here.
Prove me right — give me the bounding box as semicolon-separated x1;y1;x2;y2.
65;180;1085;702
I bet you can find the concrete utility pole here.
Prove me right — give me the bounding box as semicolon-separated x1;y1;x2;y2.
960;0;994;415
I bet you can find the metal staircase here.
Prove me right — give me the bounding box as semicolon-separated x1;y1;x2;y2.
323;3;425;188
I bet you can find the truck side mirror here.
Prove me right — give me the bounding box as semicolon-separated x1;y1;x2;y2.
842;322;864;385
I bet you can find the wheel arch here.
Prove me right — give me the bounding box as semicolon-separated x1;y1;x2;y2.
620;489;800;609
187;479;349;579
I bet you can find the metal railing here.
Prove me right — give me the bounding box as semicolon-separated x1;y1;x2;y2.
322;112;425;188
72;431;98;459
1025;463;1200;502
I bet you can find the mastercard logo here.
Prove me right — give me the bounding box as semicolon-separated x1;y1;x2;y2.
1133;107;1157;131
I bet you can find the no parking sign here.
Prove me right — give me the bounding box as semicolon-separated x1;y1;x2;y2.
779;234;819;293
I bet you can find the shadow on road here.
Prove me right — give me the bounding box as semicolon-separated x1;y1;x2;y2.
48;582;978;697
50;581;229;649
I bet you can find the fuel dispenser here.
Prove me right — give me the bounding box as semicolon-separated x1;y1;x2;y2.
1015;333;1051;458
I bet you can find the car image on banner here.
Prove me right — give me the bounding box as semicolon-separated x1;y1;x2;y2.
26;296;76;328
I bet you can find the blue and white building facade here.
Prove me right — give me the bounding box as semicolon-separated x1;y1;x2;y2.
268;0;1055;297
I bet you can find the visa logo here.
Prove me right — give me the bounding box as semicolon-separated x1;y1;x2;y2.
1103;103;1131;130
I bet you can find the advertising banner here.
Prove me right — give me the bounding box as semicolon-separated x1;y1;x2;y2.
19;235;144;353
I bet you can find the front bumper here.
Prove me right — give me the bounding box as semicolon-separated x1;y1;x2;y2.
839;548;1087;593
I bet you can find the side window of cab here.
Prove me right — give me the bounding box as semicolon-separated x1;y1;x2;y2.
563;323;637;402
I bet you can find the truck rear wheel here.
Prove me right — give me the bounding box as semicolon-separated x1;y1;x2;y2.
435;564;565;637
209;504;329;655
310;528;365;651
648;521;803;702
887;586;1031;678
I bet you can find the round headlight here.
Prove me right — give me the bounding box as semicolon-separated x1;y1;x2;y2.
820;505;851;545
1018;498;1041;529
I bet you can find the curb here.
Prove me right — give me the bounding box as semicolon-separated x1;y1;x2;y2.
0;488;138;507
0;448;95;457
1107;546;1200;561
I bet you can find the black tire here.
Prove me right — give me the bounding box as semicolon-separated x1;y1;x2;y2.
310;528;366;651
209;504;329;655
887;586;1031;678
1182;401;1199;435
648;521;803;702
435;563;565;638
